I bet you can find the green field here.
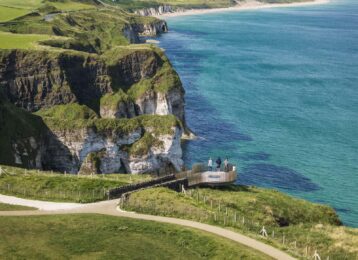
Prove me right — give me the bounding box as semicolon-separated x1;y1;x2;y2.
0;165;151;203
123;186;358;259
0;0;43;9
0;214;271;259
0;32;53;49
0;203;36;211
0;6;30;22
47;1;96;11
0;0;96;11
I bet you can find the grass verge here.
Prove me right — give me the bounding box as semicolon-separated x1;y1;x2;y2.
122;186;358;259
0;165;151;203
0;214;271;259
0;203;36;211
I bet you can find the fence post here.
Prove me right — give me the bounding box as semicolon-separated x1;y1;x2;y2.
225;207;228;216
313;250;321;260
272;231;275;238
218;202;221;212
242;216;245;225
234;212;237;223
282;235;285;245
210;200;213;209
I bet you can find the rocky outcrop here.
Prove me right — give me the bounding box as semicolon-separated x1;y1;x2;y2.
0;48;183;118
135;5;183;16
41;118;183;174
0;7;188;175
132;20;168;37
135;88;185;123
128;126;183;173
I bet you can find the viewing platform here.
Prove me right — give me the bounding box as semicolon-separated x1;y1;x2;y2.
176;164;238;187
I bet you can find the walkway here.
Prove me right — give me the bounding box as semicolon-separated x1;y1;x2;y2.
0;195;295;260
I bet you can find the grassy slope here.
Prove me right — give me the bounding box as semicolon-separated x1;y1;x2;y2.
0;32;56;49
0;214;271;259
0;6;30;22
123;186;358;259
107;0;312;10
0;203;36;211
0;165;151;203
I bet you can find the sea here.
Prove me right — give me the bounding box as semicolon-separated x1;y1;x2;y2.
153;0;358;227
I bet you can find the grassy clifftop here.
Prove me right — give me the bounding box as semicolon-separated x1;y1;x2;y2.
123;186;358;259
105;0;313;11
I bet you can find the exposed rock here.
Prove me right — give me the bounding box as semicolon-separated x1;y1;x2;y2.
128;126;183;174
135;5;183;17
135;87;185;123
132;20;168;37
42;121;183;174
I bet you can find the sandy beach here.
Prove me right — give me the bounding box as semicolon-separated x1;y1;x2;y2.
155;0;330;18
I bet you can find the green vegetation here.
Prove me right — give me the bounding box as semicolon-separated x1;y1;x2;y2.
0;165;151;203
100;90;133;110
128;62;181;99
0;203;36;211
0;214;271;259
106;0;235;10
128;132;163;156
123;186;358;259
0;0;96;11
0;6;30;22
0;94;46;167
37;103;180;135
0;32;54;49
35;103;98;120
106;0;309;11
0;0;43;10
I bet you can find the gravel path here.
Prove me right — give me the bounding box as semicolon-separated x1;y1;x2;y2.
0;194;295;260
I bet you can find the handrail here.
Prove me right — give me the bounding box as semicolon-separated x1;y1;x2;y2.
175;170;237;187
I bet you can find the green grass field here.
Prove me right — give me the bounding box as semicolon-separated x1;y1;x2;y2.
0;203;36;211
0;32;53;49
0;0;95;11
123;186;358;259
48;1;96;11
0;6;30;22
0;165;151;203
0;214;271;259
0;0;43;10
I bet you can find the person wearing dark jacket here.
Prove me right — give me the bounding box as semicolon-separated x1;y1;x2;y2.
216;157;222;171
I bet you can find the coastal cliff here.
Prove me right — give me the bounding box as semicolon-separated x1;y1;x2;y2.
135;5;181;16
0;7;186;174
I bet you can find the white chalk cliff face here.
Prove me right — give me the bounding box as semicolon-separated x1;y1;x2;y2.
43;125;183;174
135;5;183;16
128;127;183;174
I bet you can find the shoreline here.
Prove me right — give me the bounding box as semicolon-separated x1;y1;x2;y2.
155;0;330;18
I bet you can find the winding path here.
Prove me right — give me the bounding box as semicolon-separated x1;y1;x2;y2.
0;195;295;260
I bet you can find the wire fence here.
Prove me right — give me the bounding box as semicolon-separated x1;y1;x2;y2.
0;183;109;203
122;188;338;260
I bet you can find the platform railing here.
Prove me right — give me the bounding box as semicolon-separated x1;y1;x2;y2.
175;164;237;187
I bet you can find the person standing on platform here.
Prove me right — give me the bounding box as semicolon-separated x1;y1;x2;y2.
216;157;222;171
224;158;229;172
208;157;213;171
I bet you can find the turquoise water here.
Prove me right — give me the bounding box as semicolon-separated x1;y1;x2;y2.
155;0;358;226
